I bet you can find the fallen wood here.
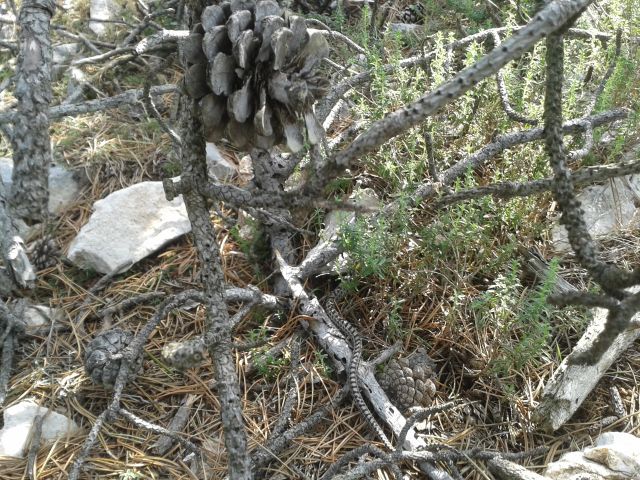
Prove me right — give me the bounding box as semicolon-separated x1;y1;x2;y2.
275;252;432;453
533;286;640;431
152;394;197;455
488;457;549;480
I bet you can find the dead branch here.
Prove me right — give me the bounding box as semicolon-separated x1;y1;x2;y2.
119;406;200;454
587;29;622;114
176;92;251;476
317;25;619;125
533;288;640;431
491;31;538;125
434;145;639;208
302;0;598;197
151;394;198;455
0;84;177;125
70;29;187;66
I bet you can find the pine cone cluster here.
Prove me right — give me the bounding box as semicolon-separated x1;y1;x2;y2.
400;3;426;24
377;347;436;412
181;0;330;152
84;328;142;389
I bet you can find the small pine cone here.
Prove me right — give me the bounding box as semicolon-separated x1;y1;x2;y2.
28;235;60;270
377;348;436;412
84;328;142;389
400;3;426;24
181;0;330;152
162;337;207;370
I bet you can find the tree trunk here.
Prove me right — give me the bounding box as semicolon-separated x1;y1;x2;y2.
10;0;56;222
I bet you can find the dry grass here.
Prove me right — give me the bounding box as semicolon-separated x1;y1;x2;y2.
7;146;639;479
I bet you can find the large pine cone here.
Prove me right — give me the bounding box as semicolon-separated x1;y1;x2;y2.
182;0;330;152
28;235;60;271
84;329;142;389
377;348;436;412
400;3;426;24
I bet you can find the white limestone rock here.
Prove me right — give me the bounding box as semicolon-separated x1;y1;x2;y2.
387;23;424;36
545;432;640;480
206;142;237;180
0;157;82;215
584;432;640;477
53;43;79;64
89;0;122;37
23;305;63;332
52;43;80;79
68;181;191;274
0;400;81;458
551;144;640;253
551;174;640;253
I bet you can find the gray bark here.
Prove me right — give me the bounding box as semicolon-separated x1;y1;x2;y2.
177;96;252;479
487;458;549;480
9;0;56;222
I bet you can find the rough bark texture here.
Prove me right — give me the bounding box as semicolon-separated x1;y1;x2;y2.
177;96;252;479
487;458;548;480
10;0;56;222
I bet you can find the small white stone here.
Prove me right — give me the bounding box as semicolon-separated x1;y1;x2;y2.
545;432;640;480
89;0;122;37
206;142;237;180
23;305;63;331
0;400;81;458
68;181;191;274
0;158;82;215
53;43;80;64
584;432;640;476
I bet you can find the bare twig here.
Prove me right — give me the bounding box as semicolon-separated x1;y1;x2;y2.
26;413;46;480
548;291;620;309
267;333;302;440
142;55;181;146
434;147;639;208
317;25;617;125
151;393;198;455
0;84;178;125
587;29;622;114
252;385;350;472
120;8;175;46
119;406;200;453
321;445;402;480
491;31;538;125
306;20;366;54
